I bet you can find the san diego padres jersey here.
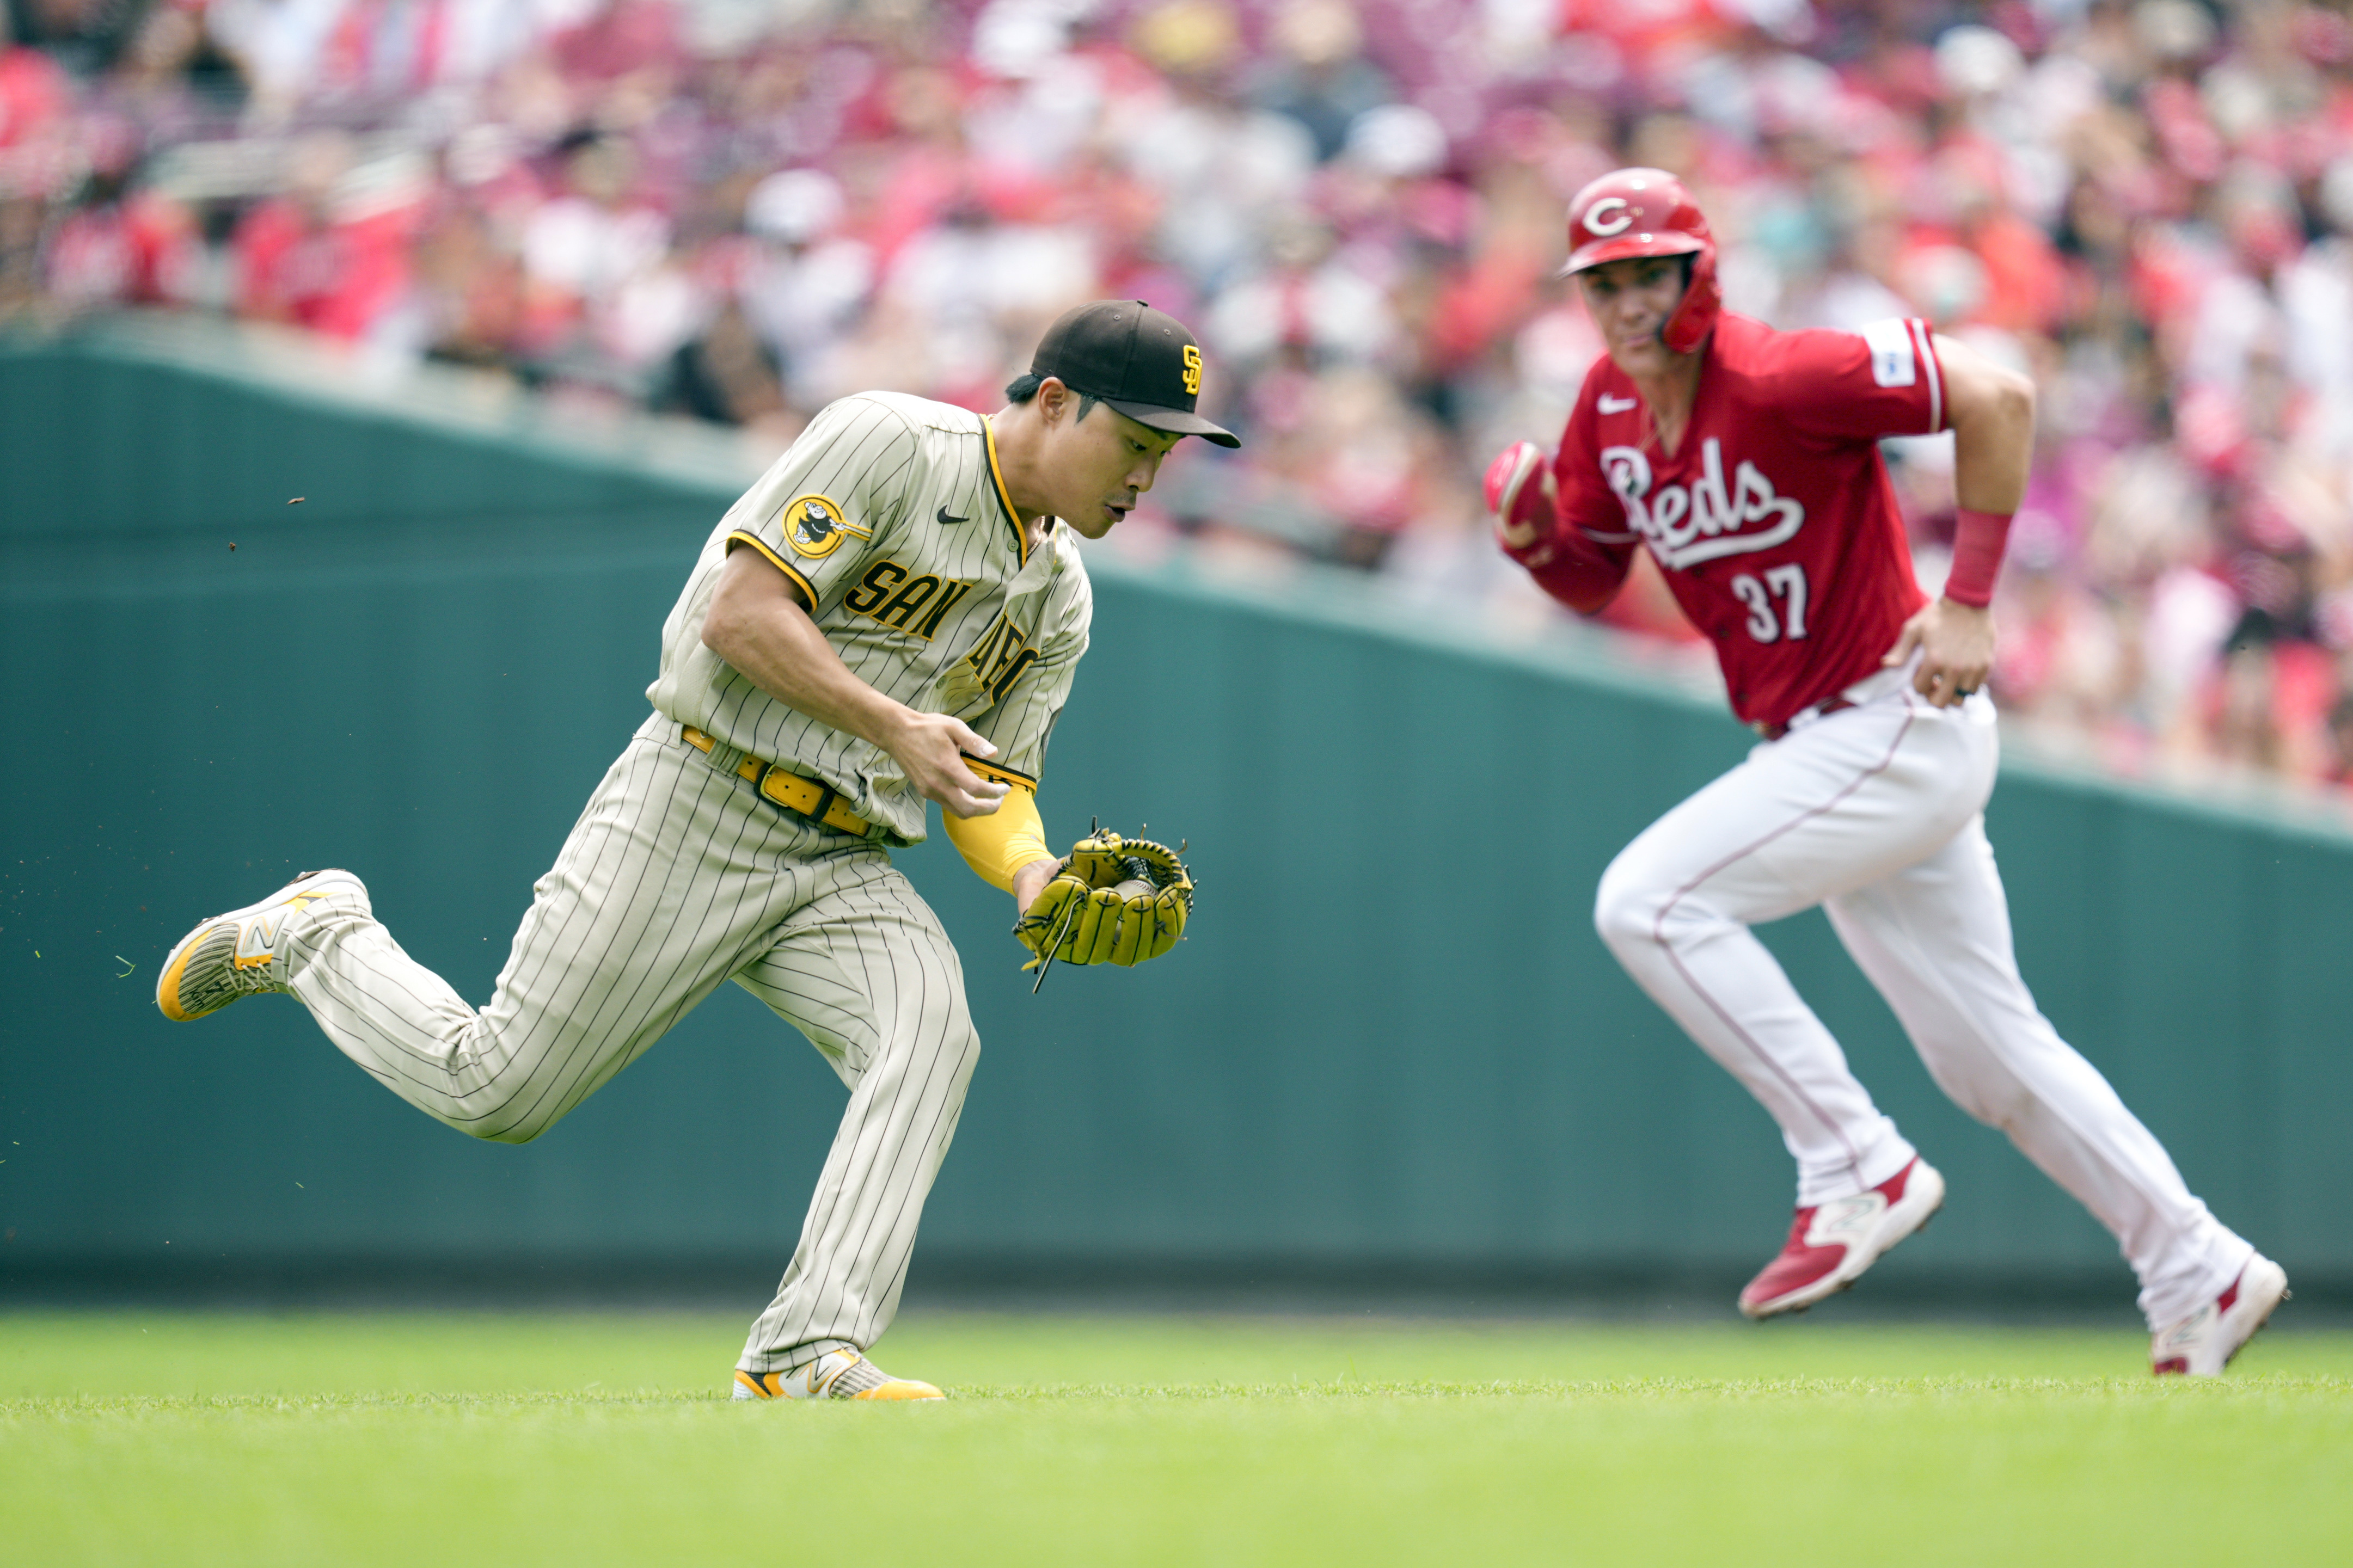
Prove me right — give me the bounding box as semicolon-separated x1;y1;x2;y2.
648;391;1091;843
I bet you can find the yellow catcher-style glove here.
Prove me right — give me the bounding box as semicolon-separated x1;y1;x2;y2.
1013;830;1193;984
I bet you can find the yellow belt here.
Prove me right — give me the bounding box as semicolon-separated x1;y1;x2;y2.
681;726;872;837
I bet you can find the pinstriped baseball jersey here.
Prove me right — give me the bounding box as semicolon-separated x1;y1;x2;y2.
647;392;1091;843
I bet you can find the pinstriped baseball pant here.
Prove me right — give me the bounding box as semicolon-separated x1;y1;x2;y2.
274;713;980;1373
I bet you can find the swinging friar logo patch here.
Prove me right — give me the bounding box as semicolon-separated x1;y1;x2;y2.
782;494;869;559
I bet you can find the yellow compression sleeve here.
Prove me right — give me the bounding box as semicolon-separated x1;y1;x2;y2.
941;776;1054;893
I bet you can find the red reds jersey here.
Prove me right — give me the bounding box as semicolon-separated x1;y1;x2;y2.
1517;313;1943;730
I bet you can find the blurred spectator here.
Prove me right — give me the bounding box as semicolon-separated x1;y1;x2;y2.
6;0;2353;804
1248;0;1391;162
233;130;425;341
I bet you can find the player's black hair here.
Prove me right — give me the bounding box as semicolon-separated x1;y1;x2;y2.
1003;372;1101;425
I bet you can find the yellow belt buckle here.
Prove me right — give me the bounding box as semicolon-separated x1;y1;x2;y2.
756;767;793;812
689;725;863;835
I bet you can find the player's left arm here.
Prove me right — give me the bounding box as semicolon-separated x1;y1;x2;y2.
949;585;1194;977
1009;848;1060;916
941;766;1058;901
1880;334;2036;708
942;603;1088;912
943;771;1104;967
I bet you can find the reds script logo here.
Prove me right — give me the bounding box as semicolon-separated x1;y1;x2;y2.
1601;439;1804;570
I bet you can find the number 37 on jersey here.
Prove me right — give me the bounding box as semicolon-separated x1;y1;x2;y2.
1731;564;1809;644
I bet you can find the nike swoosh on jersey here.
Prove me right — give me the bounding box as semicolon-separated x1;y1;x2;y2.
936;506;970;525
1598;393;1638;414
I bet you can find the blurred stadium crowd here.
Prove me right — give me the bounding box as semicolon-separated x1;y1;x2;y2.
5;0;2353;789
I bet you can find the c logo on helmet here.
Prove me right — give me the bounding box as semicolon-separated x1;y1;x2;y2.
1584;197;1634;237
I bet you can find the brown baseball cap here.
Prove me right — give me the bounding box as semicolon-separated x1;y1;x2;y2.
1029;300;1241;448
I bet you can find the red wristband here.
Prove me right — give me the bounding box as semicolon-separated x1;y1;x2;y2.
1943;508;2013;608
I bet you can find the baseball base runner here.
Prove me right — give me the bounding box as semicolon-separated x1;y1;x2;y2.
1492;169;2286;1375
157;300;1232;1400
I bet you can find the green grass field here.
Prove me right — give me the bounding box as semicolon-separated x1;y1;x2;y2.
4;1311;2349;1566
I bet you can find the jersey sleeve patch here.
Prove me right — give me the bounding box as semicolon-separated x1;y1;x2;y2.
1859;318;1917;388
782;493;872;559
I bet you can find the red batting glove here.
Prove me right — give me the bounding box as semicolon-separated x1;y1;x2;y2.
1485;441;1559;556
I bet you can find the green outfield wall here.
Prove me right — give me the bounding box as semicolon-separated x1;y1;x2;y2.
4;321;2349;1306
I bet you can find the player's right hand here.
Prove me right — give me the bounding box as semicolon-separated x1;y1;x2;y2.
892;711;1009;817
1485;441;1559;552
1883;597;1995;708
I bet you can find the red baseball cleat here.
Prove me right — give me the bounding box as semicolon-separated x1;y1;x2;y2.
2150;1255;2289;1376
1738;1157;1946;1319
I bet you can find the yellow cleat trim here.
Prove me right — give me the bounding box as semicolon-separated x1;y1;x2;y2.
157;876;350;1022
155;930;212;1023
732;1365;944;1401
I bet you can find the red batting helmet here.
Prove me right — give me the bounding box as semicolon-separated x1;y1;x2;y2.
1561;167;1721;355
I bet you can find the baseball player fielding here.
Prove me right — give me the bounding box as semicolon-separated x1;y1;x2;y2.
1492;169;2287;1375
158;299;1234;1401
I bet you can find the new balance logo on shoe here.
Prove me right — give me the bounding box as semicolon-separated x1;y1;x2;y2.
234;884;338;968
2150;1256;2289;1376
1805;1193;1884;1245
1740;1158;1945;1320
2152;1306;2213;1363
237;911;288;966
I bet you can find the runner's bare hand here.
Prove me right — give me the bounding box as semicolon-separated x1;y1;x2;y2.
1883;598;1995;709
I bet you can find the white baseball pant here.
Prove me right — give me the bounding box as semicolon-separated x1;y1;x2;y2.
1592;674;2252;1327
269;715;980;1374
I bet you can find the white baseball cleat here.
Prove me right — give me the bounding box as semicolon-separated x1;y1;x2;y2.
2150;1255;2289;1376
155;869;368;1023
1738;1157;1946;1319
732;1348;943;1402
